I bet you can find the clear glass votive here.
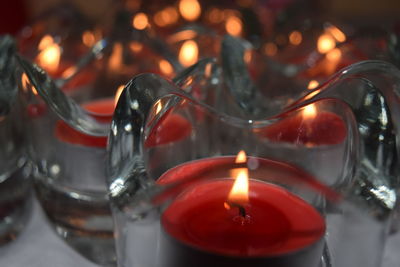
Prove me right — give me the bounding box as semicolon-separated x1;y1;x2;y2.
0;35;32;244
106;67;400;267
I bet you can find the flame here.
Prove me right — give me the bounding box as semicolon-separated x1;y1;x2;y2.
129;41;143;53
225;15;242;36
21;73;38;95
235;150;247;163
179;0;201;21
326;25;346;43
108;42;123;72
303;104;317;120
38;35;54;51
82;31;96;47
326;48;342;61
37;42;61;74
179;40;198;67
159;59;173;76
307;80;319;90
317;34;335;54
154;7;179;27
167;30;197;43
132;12;149;30
61;66;77;79
114;85;124;107
263;42;277;56
289;30;302;46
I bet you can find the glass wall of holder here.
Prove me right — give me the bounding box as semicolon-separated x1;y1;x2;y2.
0;36;32;244
13;40;216;265
106;59;400;267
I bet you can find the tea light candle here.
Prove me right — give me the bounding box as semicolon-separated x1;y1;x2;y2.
156;152;327;267
260;104;347;145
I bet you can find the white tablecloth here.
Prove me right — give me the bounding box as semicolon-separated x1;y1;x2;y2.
0;199;399;267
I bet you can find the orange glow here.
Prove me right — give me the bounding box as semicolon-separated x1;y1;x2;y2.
289;30;302;45
317;34;335;54
243;50;252;64
225;15;242;36
61;66;77;79
36;43;61;74
179;0;201;21
21;73;38;95
303;104;317;120
179;40;199;67
326;48;342;61
82;31;96;47
159;59;173;76
235;150;247;163
307;80;319;90
167;30;197;43
38;35;54;51
114;85;124;107
326;25;346;43
129;41;143;53
263;42;277;56
154;7;179;27
108;43;123;72
133;13;149;30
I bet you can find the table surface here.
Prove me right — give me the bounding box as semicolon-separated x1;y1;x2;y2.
0;199;399;267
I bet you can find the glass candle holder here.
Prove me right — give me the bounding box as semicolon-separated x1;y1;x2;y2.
0;35;32;244
14;50;216;265
106;59;400;267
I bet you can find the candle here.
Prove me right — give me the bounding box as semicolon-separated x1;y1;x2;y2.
156;152;328;267
259;104;347;145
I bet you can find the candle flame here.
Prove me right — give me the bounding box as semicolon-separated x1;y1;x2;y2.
21;73;38;95
289;30;302;45
159;59;173;76
82;31;96;47
132;12;149;30
307;80;319;90
115;85;125;107
155;100;163;115
179;40;198;67
228;169;249;204
61;66;77;79
227;150;249;205
326;25;346;43
37;39;61;74
38;35;55;51
225;15;242;37
235;150;247;163
154;7;179;27
326;48;342;61
108;42;123;72
317;34;335;54
179;0;201;21
129;41;143;53
303;104;317;120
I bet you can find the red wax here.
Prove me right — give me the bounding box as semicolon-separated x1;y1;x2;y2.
144;113;192;148
162;179;325;257
260;111;346;145
54;98;114;148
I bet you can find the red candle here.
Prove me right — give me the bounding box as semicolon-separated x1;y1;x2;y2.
54;98;114;148
156;154;329;267
55;98;192;148
259;104;347;146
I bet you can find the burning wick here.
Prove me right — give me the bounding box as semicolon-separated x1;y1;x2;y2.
225;150;250;224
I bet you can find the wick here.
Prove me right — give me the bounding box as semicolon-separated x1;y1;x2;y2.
226;202;247;218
